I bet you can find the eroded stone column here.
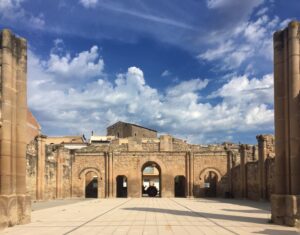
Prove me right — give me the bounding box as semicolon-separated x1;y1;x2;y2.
104;152;109;198
56;146;64;199
239;144;247;198
257;135;267;200
189;151;194;197
36;135;46;200
0;29;31;230
226;149;233;197
185;151;190;197
272;21;300;227
288;22;300;195
108;151;113;197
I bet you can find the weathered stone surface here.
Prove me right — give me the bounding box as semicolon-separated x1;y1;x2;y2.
0;29;31;231
272;20;300;227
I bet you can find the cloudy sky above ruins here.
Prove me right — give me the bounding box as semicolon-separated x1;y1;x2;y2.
0;0;299;143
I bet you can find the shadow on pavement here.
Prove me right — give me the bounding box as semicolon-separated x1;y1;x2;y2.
123;207;269;224
193;198;271;211
222;208;269;214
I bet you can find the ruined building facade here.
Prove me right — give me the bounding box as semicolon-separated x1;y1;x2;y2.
25;131;276;202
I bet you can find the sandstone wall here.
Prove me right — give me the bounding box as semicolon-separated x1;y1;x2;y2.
193;151;228;197
228;135;275;201
26;140;38;200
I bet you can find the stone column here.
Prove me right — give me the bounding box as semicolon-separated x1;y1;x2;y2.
0;29;31;230
272;21;300;227
226;150;233;196
108;151;113;197
56;146;64;199
36;135;46;200
288;22;300;195
257;135;267;200
185;151;190;197
239;144;247;198
189;151;194;197
104;152;109;198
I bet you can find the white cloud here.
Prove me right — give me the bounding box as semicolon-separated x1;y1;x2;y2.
28;45;274;143
79;0;98;8
0;0;23;10
199;13;287;71
206;0;264;10
206;0;230;9
211;74;273;105
166;79;209;97
161;70;171;77
0;0;45;29
256;7;268;16
46;45;104;80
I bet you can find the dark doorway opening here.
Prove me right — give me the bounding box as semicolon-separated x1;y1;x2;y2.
141;162;161;197
116;175;128;198
204;171;217;197
85;172;98;198
174;175;186;197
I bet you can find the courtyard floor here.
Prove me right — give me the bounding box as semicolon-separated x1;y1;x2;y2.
2;198;300;235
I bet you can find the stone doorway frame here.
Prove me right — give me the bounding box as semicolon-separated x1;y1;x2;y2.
141;161;162;197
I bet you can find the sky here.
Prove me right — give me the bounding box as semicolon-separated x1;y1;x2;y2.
0;0;299;144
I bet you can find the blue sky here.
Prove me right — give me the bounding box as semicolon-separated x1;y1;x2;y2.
0;0;298;144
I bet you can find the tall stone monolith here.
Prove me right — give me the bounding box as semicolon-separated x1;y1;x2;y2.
0;29;31;230
272;21;300;227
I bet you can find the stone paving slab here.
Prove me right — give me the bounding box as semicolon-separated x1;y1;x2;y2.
2;198;300;235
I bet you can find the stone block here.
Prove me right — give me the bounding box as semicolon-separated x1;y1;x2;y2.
271;194;300;226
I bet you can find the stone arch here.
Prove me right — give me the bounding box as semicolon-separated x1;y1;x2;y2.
78;167;102;198
141;161;162;197
78;167;101;180
199;167;222;181
198;167;222;197
139;158;167;173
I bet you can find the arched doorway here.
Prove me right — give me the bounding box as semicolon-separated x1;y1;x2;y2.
116;175;128;198
142;162;161;197
174;175;186;197
204;171;218;197
85;171;98;198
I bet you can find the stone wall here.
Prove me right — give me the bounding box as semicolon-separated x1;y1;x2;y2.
193;151;228;197
107;121;157;138
26;140;38;200
228;135;275;201
24;133;276;202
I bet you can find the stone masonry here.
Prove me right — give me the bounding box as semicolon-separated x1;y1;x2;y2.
0;29;31;230
272;21;300;227
25;132;276;202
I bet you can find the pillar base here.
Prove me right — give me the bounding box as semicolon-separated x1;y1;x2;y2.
0;194;31;231
271;194;300;227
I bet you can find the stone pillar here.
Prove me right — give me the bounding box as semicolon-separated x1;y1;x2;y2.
0;29;31;230
257;135;267;200
239;144;247;198
56;146;64;199
185;151;190;197
226;150;233;196
189;151;194;197
104;152;109;198
272;21;300;227
36;135;46;200
108;152;113;197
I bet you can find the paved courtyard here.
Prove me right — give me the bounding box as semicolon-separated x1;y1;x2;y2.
2;198;300;235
